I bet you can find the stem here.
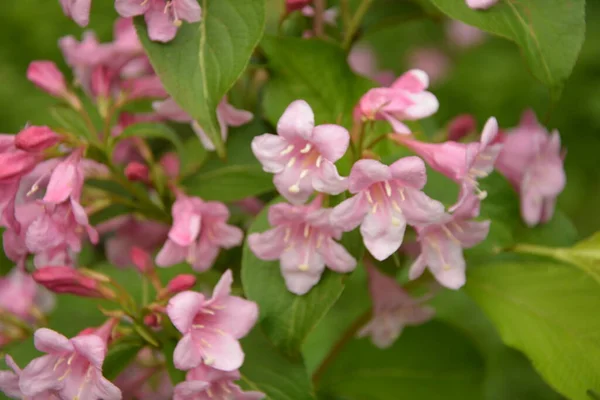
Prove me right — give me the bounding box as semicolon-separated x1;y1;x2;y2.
342;0;375;50
340;0;351;34
512;243;557;258
313;0;326;37
365;133;389;150
312;310;371;386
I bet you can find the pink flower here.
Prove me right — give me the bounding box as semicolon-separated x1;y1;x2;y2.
466;0;498;10
348;45;395;86
330;157;445;261
121;75;168;101
409;194;490;289
446;21;486;48
393;117;502;211
153;97;253;151
166;274;197;295
495;110;566;226
167;270;258;371
355;70;439;134
59;0;92;27
251;100;349;204
15;126;61;153
1;355;59;399
27;61;69;98
174;365;264;400
0;135;38;183
32;266;116;299
124;161;150;183
286;0;311;13
156;196;243;271
19;328;121;399
358;264;435;348
0;268;39;320
248;197;357;295
115;0;202;42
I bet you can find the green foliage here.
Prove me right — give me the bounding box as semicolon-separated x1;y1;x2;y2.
135;0;266;157
429;0;586;100
116;122;185;157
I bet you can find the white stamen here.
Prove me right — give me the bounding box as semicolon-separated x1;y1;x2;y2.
300;143;312;153
27;183;39;197
289;184;300;193
441;225;460;245
284;227;291;242
366;191;374;204
398;188;405;201
316;156;322;168
192;324;205;329
316;234;324;249
300;169;309;179
298;264;309;271
304;225;310;238
391;216;402;226
204;356;215;366
287;157;296;168
280;144;294;155
384;181;392;197
371;203;378;214
391;200;401;212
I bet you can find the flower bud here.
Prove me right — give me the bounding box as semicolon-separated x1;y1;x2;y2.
15;126;60;152
91;65;113;99
32;266;115;299
27;61;67;97
0;151;38;182
130;246;153;274
447;114;477;141
125;161;150;182
159;152;180;179
166;274;197;295
286;0;312;13
121;75;167;101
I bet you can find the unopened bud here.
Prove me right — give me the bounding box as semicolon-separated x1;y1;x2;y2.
0;151;37;181
130;246;153;274
166;274;197;295
144;313;160;328
15;126;60;152
159;152;180;179
27;61;67;97
447;114;477;141
121;75;168;101
125;162;150;183
286;0;312;13
91;65;113;100
33;266;115;299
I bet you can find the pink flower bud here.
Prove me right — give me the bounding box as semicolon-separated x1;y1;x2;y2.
130;246;153;274
32;266;114;299
125;161;150;182
121;75;167;101
159;152;180;178
0;151;38;182
166;274;197;294
447;114;477;141
91;65;113;99
27;61;67;97
287;0;312;12
144;313;160;327
15;126;60;152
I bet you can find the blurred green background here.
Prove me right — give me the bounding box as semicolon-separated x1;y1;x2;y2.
0;0;598;237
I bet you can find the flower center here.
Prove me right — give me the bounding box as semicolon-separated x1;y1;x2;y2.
279;142;323;193
366;181;404;225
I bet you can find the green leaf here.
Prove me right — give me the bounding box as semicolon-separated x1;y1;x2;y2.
88;204;131;226
50;105;94;140
0;229;13;276
318;320;485;400
428;0;586;99
135;0;266;158
103;337;145;380
465;260;600;400
116;122;185;157
241;198;362;358
182;120;274;202
261;36;373;128
239;328;315;400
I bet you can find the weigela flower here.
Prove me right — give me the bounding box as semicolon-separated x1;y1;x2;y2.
59;0;92;27
18;328;121;399
495;110;566;226
358;264;435;348
173;365;264;400
251;100;349;204
15;126;61;153
167;270;258;371
286;0;311;13
248;197;357;295
115;0;202;42
153;97;253;151
156;195;243;271
330;157;445;261
1;355;60;399
27;61;71;100
466;0;498;10
32;266;116;299
0;268;41;321
409;194;490;289
393;117;502;211
355;70;439;134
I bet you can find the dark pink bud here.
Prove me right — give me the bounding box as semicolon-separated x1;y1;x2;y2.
32;266;114;299
447;114;477;141
130;246;153;274
144;314;160;327
166;274;197;294
159;152;180;178
125;162;150;182
0;152;38;182
27;61;67;97
91;65;113;99
286;0;312;12
15;126;60;152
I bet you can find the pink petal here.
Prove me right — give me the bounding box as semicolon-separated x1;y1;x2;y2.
167;291;206;333
34;328;72;354
389;156;427;189
310;124;350;162
88;375;123;400
211;269;233;300
313;159;347;195
219;101;253;126
145;5;178;42
173;334;203;370
153;98;191;122
402;92;439;120
190;238;221;272
281;246;325;295
19;355;63;396
198;330;244;371
43;161;78;204
251;134;289;174
247;229;286;260
520;187;544;227
174;381;211;399
156;240;188;267
391;69;429;92
70;335;107;369
422;237;466;289
466;0;498;10
320;239;357;273
212;223;244;248
115;0;149;17
479;117;498;148
330;193;369;232
276;100;315;141
361;208;406;261
408;254;427;280
274;168;314;205
174;0;202;22
452;220;490;248
205;297;259;339
382;113;412;134
348;159;392;193
191;120;217;151
400;188;446;225
169;212;201;247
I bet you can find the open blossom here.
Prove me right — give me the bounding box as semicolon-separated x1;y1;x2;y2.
409;194;490;289
358;264;435;348
153;97;253;151
115;0;202;42
393;117;502;210
156;195;243;271
1;355;60;399
59;0;92;27
330;157;445;261
174;365;264;400
167;270;258;371
466;0;498;10
252;100;349;204
355;70;439;134
18;328;121;399
495;110;566;226
248;197;356;295
0;268;44;321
